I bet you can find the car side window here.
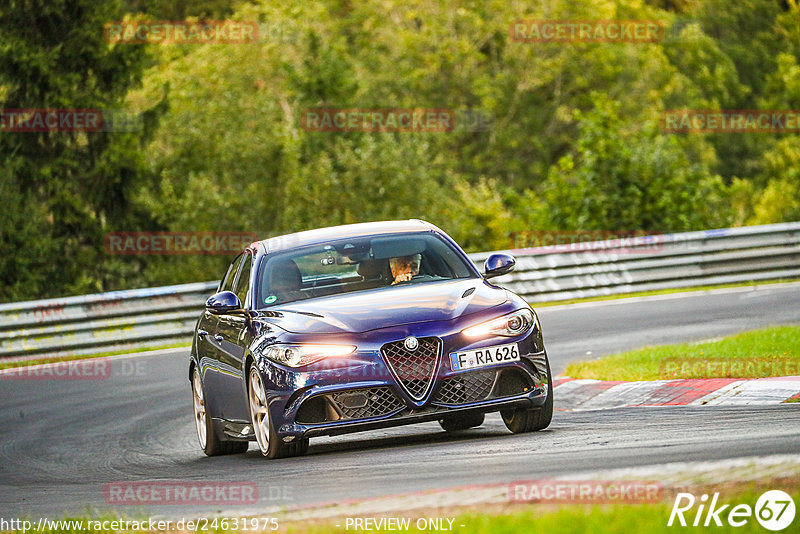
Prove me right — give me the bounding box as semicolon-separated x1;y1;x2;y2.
233;253;252;306
220;253;244;293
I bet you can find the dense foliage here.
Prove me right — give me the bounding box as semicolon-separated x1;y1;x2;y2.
2;0;799;301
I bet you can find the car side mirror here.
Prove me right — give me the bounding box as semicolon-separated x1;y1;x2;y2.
484;253;516;279
206;291;242;314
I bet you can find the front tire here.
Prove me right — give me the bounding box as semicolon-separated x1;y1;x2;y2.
439;411;485;432
192;366;249;456
248;363;308;459
501;358;553;434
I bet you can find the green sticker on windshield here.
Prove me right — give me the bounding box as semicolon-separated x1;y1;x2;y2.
264;295;277;304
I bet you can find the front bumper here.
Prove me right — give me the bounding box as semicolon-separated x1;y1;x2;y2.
253;323;550;441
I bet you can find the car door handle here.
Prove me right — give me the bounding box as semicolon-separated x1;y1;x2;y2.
197;329;208;338
214;334;224;342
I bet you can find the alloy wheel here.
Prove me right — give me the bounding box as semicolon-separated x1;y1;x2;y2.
248;366;271;455
192;368;207;449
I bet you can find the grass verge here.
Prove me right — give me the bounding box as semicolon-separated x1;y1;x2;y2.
13;483;798;533
564;325;800;381
279;478;800;533
366;488;799;534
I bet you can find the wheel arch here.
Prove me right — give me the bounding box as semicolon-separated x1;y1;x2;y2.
244;352;256;386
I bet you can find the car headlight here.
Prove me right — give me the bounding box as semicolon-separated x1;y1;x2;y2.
263;344;356;367
462;309;535;338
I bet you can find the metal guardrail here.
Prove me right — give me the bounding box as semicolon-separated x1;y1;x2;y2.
0;282;217;361
1;222;798;361
475;222;800;301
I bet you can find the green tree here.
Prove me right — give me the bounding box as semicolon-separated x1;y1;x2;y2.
531;94;730;231
0;0;153;301
6;0;799;300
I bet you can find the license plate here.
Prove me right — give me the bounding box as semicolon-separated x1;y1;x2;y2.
449;343;520;371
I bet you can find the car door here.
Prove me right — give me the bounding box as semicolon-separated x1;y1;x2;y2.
214;251;254;421
196;255;241;367
201;252;244;418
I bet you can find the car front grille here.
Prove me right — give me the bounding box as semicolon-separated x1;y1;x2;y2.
434;369;496;405
381;337;441;401
330;387;405;419
433;368;533;406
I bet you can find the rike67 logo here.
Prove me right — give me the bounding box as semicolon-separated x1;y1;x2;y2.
668;490;796;530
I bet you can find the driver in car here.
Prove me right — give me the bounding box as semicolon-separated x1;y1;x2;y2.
389;253;421;284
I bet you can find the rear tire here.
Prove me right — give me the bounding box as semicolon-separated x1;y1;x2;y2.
439;412;485;432
248;363;308;459
501;358;553;434
192;366;249;456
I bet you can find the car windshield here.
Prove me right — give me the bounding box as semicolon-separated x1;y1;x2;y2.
255;232;476;308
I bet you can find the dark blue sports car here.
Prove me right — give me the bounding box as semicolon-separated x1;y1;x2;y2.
190;220;552;458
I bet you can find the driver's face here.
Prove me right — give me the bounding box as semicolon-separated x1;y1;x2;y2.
390;255;421;278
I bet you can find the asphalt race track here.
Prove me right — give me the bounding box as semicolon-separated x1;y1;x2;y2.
1;283;799;519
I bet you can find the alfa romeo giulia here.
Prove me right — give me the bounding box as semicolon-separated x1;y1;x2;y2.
190;220;552;458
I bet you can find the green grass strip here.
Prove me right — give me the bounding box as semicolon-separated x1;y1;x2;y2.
564;326;800;381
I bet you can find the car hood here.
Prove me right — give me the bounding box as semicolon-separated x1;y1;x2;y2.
255;279;508;334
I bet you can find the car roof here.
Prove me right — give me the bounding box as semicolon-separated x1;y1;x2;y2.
255;219;439;254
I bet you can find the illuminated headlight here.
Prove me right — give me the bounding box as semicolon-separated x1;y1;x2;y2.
263;344;356;367
462;309;535;338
